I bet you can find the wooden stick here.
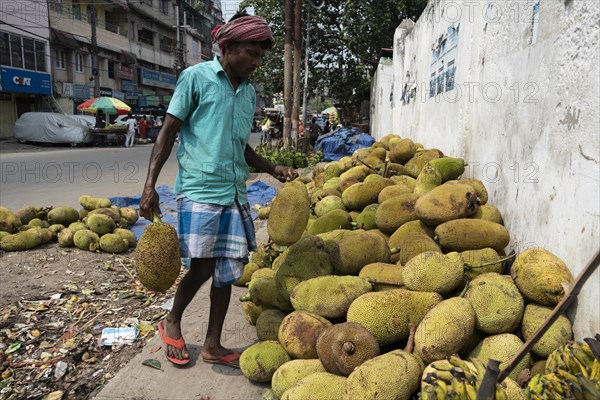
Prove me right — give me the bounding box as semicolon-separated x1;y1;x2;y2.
356;157;378;172
497;249;600;382
404;323;416;354
476;360;500;400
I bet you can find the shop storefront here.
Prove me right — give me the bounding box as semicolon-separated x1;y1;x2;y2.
0;66;52;138
139;68;175;106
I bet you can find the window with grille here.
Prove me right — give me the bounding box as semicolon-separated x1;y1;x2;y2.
159;0;169;14
74;52;83;72
138;28;154;46
0;31;48;71
56;49;66;69
160;35;175;52
72;0;82;20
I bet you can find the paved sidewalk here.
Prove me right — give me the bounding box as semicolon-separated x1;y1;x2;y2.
94;221;272;400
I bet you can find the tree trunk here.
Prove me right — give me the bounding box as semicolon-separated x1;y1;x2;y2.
283;0;294;146
291;0;302;145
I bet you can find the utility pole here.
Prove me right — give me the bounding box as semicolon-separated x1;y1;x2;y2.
283;0;294;146
301;5;310;128
291;0;302;143
88;1;100;98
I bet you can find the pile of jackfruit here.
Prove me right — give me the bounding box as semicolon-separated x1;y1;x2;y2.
238;134;600;400
0;195;138;254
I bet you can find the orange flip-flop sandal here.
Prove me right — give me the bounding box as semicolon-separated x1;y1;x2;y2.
202;352;241;369
157;320;190;366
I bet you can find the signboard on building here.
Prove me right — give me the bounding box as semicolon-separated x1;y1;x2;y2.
140;68;176;89
112;90;125;101
118;64;134;80
0;67;51;95
100;87;113;97
62;83;94;100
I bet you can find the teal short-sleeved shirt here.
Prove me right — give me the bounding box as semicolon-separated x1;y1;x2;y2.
167;56;256;205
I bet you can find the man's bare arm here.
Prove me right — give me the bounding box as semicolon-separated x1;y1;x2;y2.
139;114;182;220
244;144;299;182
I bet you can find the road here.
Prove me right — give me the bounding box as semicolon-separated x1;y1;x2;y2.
0;132;263;210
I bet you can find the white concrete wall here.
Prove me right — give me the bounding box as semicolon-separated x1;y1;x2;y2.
371;0;600;338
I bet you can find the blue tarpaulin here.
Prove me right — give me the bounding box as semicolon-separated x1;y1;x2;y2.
109;181;277;239
315;127;375;161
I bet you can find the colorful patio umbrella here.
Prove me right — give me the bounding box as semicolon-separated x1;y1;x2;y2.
77;97;131;115
321;106;337;115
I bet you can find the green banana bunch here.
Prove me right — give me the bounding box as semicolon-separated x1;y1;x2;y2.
420;356;507;400
525;372;600;400
545;342;596;377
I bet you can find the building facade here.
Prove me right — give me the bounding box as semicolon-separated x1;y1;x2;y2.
0;0;223;138
0;1;52;137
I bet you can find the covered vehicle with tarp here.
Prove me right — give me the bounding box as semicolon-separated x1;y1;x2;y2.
14;112;93;146
315;127;375;161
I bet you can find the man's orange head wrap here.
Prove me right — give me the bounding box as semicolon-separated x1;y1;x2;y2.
211;15;273;51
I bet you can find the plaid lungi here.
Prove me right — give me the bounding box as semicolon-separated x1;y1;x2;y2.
177;197;257;287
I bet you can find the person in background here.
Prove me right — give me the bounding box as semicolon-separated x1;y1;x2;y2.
298;118;305;138
95;110;106;129
309;117;322;148
323;120;331;135
138;116;148;143
125;113;137;147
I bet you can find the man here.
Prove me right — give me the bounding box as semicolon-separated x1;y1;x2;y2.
125;113;137;147
138;116;148;143
139;13;297;368
309;117;322;148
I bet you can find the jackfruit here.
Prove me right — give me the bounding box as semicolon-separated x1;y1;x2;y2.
365;229;389;243
290;276;372;319
330;231;391;275
415;183;478;226
28;218;50;228
414;297;475;364
363;174;383;183
281;372;346;400
390;232;441;265
113;228;136;247
501;377;527;400
464;272;524;334
249;276;293;312
240;340;291;382
58;228;75;247
378;184;411;204
14;206;47;225
339;165;372;183
256;309;287;341
403;251;464;294
413;164;442;195
369;147;387;162
316;322;380;376
68;221;86;231
278;311;332;359
427;157;466;182
241;301;263;325
389;220;435;241
342;179;395;211
0;231;10;241
530;360;546;377
86;214;116;236
37;227;53;243
381;163;408;178
268;181;310;246
521;304;572;358
471;204;504;224
375;193;421;234
458;178;489;205
510;248;574;305
404;149;443;178
271;359;327;399
99;233;129;253
316;229;359;242
435;219;510;252
468;333;531;380
339;177;360;193
313;188;342;202
390;175;417;190
88;207;120;222
461;248;503;283
119;207;139;226
48;224;65;237
344;349;423;400
257;206;270;219
0;207;22;233
233;262;260;286
47;206;80;226
389;138;417;164
347;289;442;346
135;219;181;292
80;195;111;210
358;262;403;290
355;204;378;230
324;161;345;181
275;236;335;300
323;177;341;192
73;229;100;252
0;229;45;251
314;195;345;217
